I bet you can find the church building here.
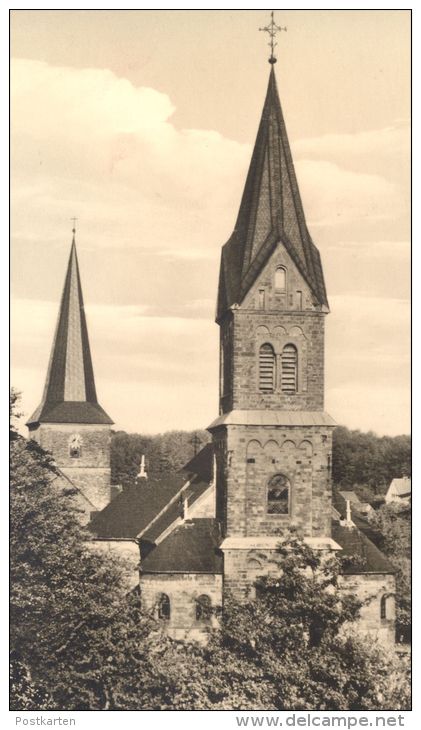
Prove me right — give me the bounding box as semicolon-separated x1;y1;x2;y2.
28;24;396;645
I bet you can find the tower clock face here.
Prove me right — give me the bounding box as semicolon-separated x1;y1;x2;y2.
69;433;82;458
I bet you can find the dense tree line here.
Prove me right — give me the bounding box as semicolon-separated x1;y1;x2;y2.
111;425;410;498
10;393;410;710
111;429;210;487
332;427;410;496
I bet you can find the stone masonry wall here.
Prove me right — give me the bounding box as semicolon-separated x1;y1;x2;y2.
340;573;396;646
223;546;284;599
231;310;325;411
213;424;333;539
219;244;327;414
140;573;223;641
88;539;140;591
223;551;396;647
33;424;112;511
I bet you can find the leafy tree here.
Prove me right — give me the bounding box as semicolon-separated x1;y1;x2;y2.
332;426;410;495
10;393;410;710
142;533;410;710
10;394;158;709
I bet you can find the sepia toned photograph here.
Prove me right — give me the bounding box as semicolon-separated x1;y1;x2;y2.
10;9;411;713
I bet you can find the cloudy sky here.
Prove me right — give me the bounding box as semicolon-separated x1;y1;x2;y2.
11;9;410;436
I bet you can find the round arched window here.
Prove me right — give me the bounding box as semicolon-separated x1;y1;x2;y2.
157;593;171;620
196;594;212;621
267;474;290;514
275;267;286;292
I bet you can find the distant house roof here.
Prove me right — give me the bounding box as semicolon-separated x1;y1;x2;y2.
332;521;395;575
88;443;214;540
387;477;411;498
140;519;223;574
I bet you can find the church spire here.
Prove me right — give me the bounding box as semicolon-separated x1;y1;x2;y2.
27;229;113;426
216;54;329;322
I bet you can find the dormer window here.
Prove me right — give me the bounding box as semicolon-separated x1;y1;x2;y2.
69;434;82;458
275;267;286;292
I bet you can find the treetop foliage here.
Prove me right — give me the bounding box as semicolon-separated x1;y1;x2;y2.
10;392;410;710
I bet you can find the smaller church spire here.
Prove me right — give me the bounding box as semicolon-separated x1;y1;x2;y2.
259;11;287;65
27;226;113;427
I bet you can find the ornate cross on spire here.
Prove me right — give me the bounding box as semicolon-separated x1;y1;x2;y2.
70;217;77;235
259;11;287;65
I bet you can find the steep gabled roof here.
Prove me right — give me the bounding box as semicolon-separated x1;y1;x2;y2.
387;477;411;497
333;521;396;575
332;489;383;547
217;67;328;322
27;236;113;426
140;519;223;574
88;444;214;540
88;474;187;539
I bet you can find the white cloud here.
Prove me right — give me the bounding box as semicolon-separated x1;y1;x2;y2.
325;295;410;435
293;124;409;162
11;59;410;436
296;159;399;227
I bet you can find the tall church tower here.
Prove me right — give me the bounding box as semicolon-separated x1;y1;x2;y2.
27;229;113;512
209;44;336;595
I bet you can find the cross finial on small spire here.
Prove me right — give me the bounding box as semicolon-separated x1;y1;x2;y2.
70;217;77;235
259;11;287;65
190;433;202;457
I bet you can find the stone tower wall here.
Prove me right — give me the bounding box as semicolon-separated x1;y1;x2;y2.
213;424;333;539
30;422;112;511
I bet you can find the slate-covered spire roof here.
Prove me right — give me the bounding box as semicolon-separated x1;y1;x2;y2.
27;235;113;426
217;66;328;321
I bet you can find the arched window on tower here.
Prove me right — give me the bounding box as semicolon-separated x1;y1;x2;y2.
157;593;171;621
275;267;286;292
196;594;212;621
267;474;290;514
259;343;276;392
281;344;298;394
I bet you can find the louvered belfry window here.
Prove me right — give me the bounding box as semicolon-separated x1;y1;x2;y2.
281;344;298;394
259;343;276;392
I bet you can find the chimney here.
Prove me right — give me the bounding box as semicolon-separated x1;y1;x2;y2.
136;455;148;481
346;499;352;524
339;499;354;529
